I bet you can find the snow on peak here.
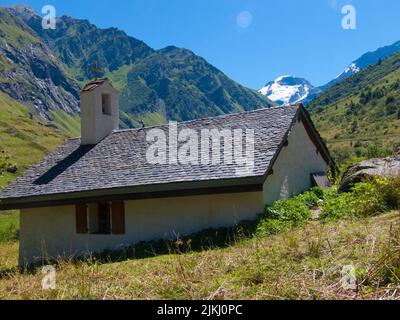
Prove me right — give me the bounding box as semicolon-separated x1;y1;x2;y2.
336;63;360;79
345;63;361;74
259;75;319;105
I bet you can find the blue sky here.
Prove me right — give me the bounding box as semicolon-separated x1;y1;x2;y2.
2;0;400;89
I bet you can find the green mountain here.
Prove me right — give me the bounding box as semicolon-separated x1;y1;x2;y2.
117;46;271;126
6;5;272;128
322;40;400;90
309;51;400;163
0;91;66;188
10;6;153;81
0;7;80;134
0;5;273;190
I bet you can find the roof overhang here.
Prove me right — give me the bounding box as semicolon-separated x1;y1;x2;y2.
259;105;336;185
0;176;264;210
297;105;337;175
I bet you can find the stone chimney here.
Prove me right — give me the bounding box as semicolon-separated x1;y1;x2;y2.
80;79;119;145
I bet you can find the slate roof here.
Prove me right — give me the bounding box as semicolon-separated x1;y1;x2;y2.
0;104;321;205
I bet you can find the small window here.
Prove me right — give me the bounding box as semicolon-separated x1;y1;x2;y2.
88;202;111;234
75;202;125;235
101;93;112;115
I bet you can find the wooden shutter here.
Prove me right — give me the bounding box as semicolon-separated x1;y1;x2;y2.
75;204;88;234
111;201;125;234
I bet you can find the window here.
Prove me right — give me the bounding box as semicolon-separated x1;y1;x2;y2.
75;201;125;235
94;202;111;234
101;93;112;115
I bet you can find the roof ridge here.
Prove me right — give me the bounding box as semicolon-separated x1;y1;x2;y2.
112;104;301;135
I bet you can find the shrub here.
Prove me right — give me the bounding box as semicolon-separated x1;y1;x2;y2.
311;186;326;199
297;192;320;209
256;191;316;236
256;219;291;237
320;177;400;221
379;177;400;209
265;197;312;225
297;187;326;208
351;179;388;217
319;189;353;221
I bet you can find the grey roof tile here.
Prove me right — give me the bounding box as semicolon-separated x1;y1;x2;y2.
0;105;301;200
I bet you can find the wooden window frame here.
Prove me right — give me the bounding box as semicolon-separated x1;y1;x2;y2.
75;201;125;235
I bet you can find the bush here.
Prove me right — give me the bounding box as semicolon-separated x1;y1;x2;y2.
256;219;291;237
320;177;400;221
257;193;314;236
351;179;387;217
297;187;325;208
265;197;312;225
319;188;353;221
379;177;400;209
257;177;399;236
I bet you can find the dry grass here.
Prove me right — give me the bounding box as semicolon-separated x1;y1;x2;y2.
0;211;398;300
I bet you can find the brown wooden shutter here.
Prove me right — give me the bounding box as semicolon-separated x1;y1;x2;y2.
75;204;88;234
111;201;125;234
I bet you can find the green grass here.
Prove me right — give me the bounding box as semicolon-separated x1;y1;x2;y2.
0;211;398;300
0;8;39;47
0;91;66;188
106;64;134;91
0;55;13;73
50;109;81;138
0;210;18;242
0;22;38;48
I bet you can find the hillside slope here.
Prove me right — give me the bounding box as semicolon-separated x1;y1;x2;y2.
323;40;400;89
0;7;80;124
8;5;154;81
0;91;66;188
118;46;271;126
309;51;400;162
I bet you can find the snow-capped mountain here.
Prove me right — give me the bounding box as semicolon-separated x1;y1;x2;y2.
260;40;400;106
335;63;360;82
259;75;321;105
322;40;400;89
